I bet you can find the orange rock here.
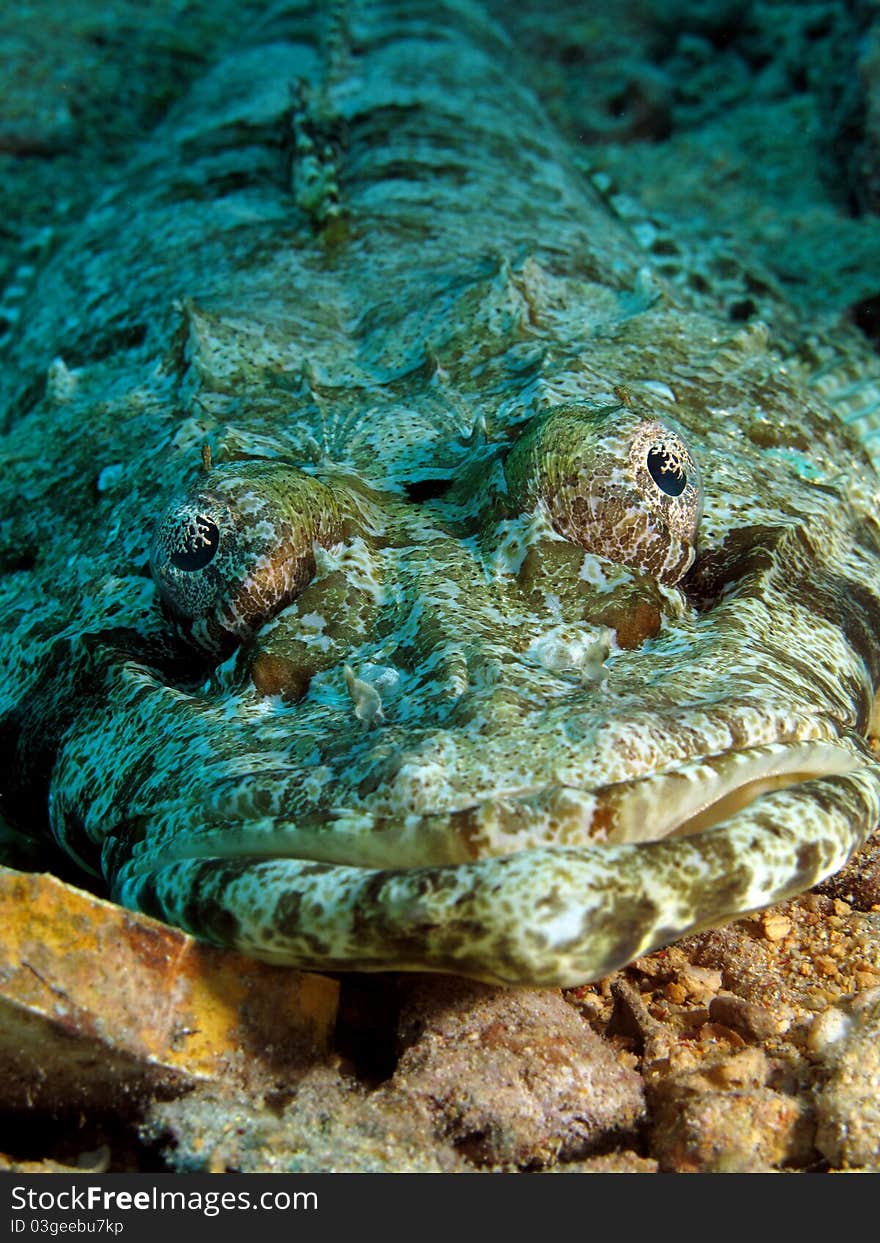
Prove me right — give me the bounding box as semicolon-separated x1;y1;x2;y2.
0;866;338;1111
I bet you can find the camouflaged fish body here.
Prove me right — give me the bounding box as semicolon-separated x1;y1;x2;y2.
3;0;880;985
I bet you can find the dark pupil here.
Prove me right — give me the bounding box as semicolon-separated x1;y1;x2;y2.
647;447;686;497
170;516;220;571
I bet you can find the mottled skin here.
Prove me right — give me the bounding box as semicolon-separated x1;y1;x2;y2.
2;0;880;985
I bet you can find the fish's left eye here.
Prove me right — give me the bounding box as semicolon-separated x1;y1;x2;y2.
626;421;702;572
646;443;687;497
504;403;702;584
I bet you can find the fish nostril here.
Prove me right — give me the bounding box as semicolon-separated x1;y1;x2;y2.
250;650;313;702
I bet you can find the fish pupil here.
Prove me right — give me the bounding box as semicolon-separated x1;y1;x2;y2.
647;447;686;497
169;516;220;571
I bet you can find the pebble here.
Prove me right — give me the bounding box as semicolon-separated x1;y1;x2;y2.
708;992;784;1041
810;987;880;1168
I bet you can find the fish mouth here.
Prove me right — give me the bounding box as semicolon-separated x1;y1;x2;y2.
572;737;864;844
113;732;869;880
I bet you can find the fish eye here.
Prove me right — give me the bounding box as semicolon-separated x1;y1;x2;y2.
150;462;342;655
628;420;701;548
503;404;702;584
168;514;221;572
646;443;687;497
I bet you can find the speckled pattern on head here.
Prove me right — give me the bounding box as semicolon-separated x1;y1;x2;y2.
3;0;880;985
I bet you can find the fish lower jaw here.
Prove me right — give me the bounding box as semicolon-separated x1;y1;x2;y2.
110;750;880;987
584;736;869;846
112;735;871;882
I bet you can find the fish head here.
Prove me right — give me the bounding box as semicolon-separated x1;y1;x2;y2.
41;361;880;986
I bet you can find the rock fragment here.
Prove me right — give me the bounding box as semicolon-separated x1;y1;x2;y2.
649;1078;812;1172
810;987;880;1168
145;1069;467;1174
647;1048;812;1172
708;992;785;1041
391;979;645;1167
0;867;338;1111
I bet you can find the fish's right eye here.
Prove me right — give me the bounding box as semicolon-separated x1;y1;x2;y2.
150;462;342;656
168;514;221;572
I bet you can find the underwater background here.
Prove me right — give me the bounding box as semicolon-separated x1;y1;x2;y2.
3;0;880;1174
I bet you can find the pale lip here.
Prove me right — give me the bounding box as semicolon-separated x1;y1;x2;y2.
580;737;865;844
114;733;869;877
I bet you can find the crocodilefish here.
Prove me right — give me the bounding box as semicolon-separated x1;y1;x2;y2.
2;0;880;987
